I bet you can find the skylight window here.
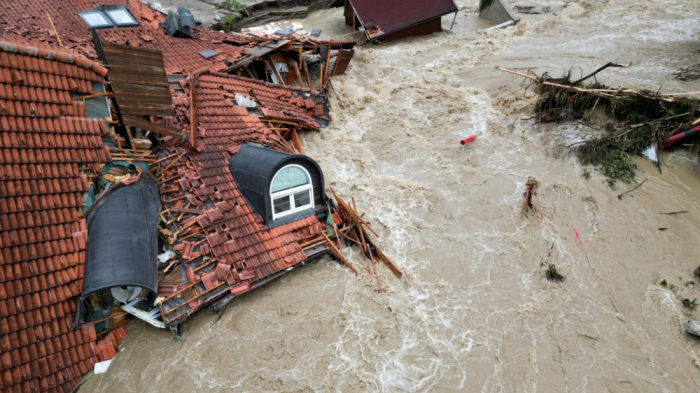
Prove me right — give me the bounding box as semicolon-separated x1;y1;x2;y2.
79;6;139;28
80;11;112;28
105;9;137;25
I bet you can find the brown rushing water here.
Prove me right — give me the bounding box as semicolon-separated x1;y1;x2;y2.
82;1;700;391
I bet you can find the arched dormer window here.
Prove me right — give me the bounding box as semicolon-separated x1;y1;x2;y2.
229;143;326;227
270;165;314;219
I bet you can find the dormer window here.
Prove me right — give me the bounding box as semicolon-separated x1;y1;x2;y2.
270;165;314;219
79;6;139;28
229;143;326;228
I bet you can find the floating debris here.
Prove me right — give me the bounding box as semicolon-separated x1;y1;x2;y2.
660;211;689;216
497;64;700;186
683;299;699;309
545;264;566;282
675;63;700;81
617;178;648;200
686;320;700;337
460;134;477;146
572;226;583;246
480;0;520;27
522;176;541;215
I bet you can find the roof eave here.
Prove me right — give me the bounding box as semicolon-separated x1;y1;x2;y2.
362;8;459;40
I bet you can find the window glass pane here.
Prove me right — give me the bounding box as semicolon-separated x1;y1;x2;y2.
81;12;111;27
106;9;137;25
293;191;311;208
273;196;291;214
271;166;309;193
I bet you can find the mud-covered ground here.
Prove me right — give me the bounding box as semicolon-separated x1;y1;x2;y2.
84;1;700;391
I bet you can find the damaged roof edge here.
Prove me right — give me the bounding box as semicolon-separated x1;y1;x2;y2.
0;40;109;76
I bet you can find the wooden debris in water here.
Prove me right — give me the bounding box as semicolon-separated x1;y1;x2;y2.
522;176;540;216
617;178;648;200
540;243;564;282
330;188;402;291
497;63;700;186
660;211;689;216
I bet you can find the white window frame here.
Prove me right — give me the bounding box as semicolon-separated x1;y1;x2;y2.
270;164;314;220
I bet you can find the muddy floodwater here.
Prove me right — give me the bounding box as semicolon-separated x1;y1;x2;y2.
82;1;700;391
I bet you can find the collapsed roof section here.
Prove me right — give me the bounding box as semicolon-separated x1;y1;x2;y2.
152;73;329;326
0;0;357;87
0;0;371;388
0;41;120;393
345;0;458;41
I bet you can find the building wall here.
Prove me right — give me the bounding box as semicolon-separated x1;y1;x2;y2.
379;18;443;42
344;2;360;28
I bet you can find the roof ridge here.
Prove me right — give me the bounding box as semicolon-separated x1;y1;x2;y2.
204;71;319;95
0;40;108;77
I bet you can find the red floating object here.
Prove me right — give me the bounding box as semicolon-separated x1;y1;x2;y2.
460;135;477;146
663;125;700;148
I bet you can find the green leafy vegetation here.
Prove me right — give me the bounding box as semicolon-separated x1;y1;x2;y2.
216;0;246;11
479;0;495;12
212;13;240;32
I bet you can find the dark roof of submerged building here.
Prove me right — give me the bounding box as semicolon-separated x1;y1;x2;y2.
348;0;458;37
0;40;126;393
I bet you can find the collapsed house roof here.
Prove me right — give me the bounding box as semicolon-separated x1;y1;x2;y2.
345;0;458;41
0;41;119;393
154;72;328;325
0;0;375;390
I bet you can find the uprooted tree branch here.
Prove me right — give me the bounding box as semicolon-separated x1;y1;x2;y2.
497;64;700;187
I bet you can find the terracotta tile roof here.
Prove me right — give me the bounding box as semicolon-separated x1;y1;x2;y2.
348;0;458;35
155;73;325;325
0;40;120;393
0;0;254;74
196;73;321;130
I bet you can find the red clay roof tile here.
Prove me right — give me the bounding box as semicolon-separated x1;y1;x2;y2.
0;37;124;392
1;0;254;75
